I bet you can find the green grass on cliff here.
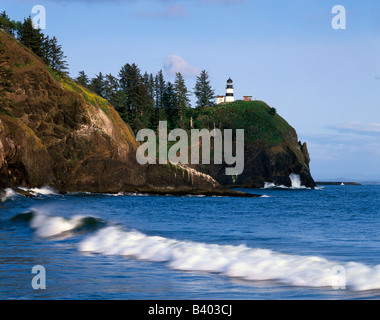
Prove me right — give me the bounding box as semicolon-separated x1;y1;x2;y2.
60;77;110;116
191;100;293;145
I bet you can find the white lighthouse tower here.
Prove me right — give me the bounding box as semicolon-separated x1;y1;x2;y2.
225;78;234;103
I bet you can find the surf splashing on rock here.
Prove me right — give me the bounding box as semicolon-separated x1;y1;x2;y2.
264;174;309;190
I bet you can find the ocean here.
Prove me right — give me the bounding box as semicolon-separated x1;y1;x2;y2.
1;178;380;300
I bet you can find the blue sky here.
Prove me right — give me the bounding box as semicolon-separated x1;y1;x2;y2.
1;0;380;181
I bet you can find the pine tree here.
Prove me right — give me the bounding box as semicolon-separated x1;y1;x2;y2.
17;16;44;58
89;72;106;98
112;89;127;115
174;72;190;128
194;70;215;108
76;70;90;88
162;82;176;130
118;63;142;131
154;70;166;111
134;83;155;132
0;11;17;35
42;36;68;74
103;73;119;106
40;35;51;66
153;70;166;128
142;72;155;129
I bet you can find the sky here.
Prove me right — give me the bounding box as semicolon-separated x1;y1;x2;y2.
1;0;380;181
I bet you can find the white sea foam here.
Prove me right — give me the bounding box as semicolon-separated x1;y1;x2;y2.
1;188;17;202
18;186;58;196
30;210;86;238
289;173;303;188
106;192;125;197
77;225;380;291
125;193;149;197
264;174;309;190
29;186;58;195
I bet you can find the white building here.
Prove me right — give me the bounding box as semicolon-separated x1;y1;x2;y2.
216;95;225;104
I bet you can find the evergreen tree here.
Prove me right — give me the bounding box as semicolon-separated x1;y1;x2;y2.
40;35;51;66
162;82;176;129
112;89;128;115
17;16;44;58
0;11;17;35
118;63;142;129
134;83;155;132
142;72;154;99
153;69;166;128
76;70;90;88
103;73;119;106
154;70;166;111
174;72;190;128
142;72;155;129
194;70;215;108
43;36;68;74
89;72;106;98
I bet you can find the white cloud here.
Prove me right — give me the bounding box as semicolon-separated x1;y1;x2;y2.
163;55;199;77
327;122;380;136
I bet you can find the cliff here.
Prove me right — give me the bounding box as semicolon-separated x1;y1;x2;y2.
0;31;255;197
189;101;316;188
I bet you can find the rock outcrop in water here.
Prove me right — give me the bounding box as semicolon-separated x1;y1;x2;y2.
0;31;256;197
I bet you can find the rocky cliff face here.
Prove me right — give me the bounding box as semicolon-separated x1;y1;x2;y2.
0;31;253;197
190;101;316;188
206;133;315;188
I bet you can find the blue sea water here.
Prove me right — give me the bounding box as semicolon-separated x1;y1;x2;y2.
1;183;380;300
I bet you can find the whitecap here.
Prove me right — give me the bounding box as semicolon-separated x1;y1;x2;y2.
1;188;17;202
78;226;380;291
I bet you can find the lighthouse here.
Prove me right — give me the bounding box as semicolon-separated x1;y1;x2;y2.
225;78;234;103
216;77;241;105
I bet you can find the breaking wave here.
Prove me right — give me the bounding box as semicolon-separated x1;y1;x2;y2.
78;225;380;291
11;208;380;291
12;210;106;238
